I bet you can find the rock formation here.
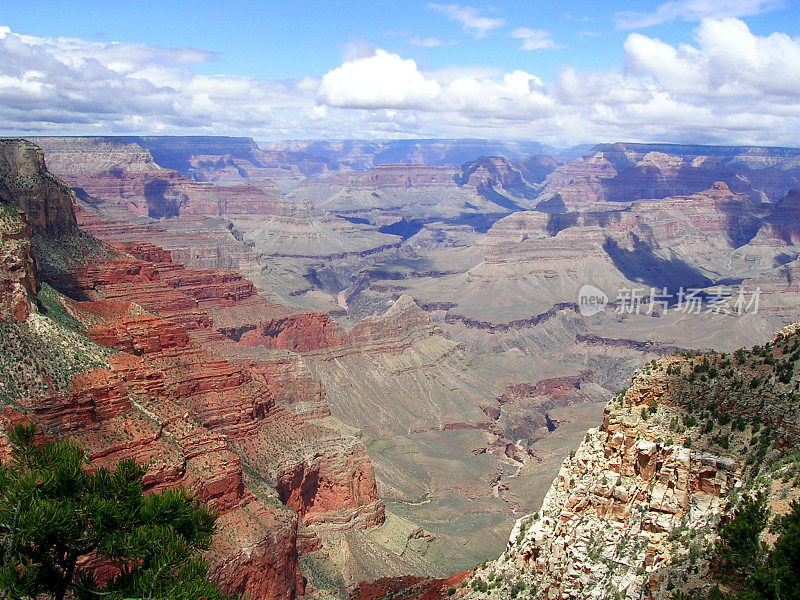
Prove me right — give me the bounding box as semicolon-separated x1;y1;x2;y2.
0;139;78;236
0;139;411;600
538;142;800;208
0;203;37;321
458;325;800;599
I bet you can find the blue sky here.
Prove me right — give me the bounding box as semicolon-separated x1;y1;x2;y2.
0;0;799;145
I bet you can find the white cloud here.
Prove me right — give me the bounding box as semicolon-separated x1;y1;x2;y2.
510;28;562;51
409;37;447;47
1;20;799;147
616;0;785;29
427;4;505;38
314;18;800;145
317;50;442;110
624;18;800;96
317;49;554;119
0;27;309;135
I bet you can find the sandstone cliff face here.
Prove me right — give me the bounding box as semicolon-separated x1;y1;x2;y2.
540;142;800;208
0;204;37;321
459;325;800;600
26;137;163;176
276;444;384;527
0;139;77;236
28;136;285;219
457;156;540;204
0;140;400;600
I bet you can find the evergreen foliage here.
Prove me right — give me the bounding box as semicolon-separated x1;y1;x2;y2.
715;492;769;581
0;423;232;600
699;495;800;600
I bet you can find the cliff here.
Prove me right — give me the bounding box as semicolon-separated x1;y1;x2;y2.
540;142;800;207
27;136;285;219
0;139;78;236
0;203;37;321
0;139;396;600
459;324;800;600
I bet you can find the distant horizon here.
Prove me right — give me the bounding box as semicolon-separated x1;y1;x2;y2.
6;135;800;153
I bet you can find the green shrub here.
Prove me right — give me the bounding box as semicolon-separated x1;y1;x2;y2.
714;492;768;581
471;578;488;593
0;423;231;600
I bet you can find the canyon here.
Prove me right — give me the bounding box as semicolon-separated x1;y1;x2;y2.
3;135;800;599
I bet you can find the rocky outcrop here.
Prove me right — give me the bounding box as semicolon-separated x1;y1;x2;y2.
276;445;384;527
0;139;77;236
541;142;800;207
459;325;800;600
0;205;37;321
209;503;304;600
483;391;735;599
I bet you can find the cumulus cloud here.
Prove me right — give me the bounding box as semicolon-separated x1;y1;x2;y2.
624;18;800;96
427;4;505;38
616;0;785;29
0;26;312;135
409;37;447;47
510;28;562;50
314;18;800;145
317;50;442;110
1;20;800;146
317;49;554;119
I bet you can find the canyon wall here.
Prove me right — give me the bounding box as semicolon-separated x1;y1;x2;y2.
460;324;800;599
0;139;405;599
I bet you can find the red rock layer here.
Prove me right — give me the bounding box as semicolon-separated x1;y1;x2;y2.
276;443;383;526
0;210;37;321
63;241;386;593
59;169;287;219
4;293;305;599
2;237;388;599
350;571;472;600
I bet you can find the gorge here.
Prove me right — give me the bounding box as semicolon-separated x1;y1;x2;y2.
2;135;800;600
